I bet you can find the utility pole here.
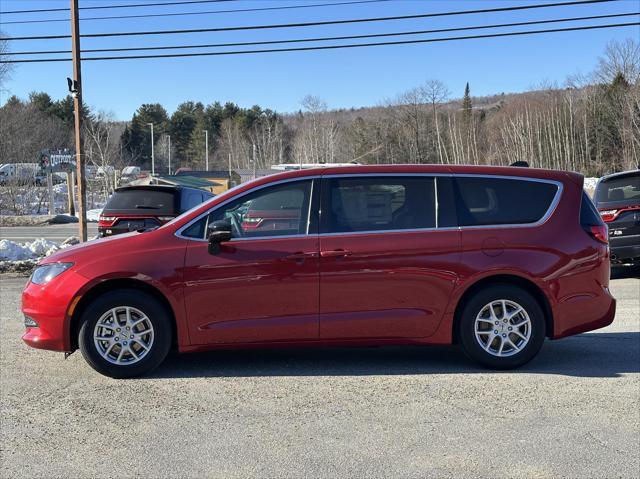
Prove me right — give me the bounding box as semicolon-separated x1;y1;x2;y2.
167;135;172;175
71;0;87;241
147;123;155;175
203;130;209;170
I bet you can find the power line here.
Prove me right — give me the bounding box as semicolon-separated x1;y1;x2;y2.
0;0;236;15
0;0;390;25
0;0;619;42
6;12;637;56
2;22;637;64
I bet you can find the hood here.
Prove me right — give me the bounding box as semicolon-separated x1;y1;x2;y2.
41;230;144;265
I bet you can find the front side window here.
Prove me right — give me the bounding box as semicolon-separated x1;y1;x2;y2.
182;180;312;239
454;176;558;226
321;177;436;233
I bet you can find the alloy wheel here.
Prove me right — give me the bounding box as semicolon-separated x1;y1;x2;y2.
93;306;154;365
474;299;531;357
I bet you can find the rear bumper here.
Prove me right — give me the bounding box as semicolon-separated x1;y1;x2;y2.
553;285;616;339
610;236;640;263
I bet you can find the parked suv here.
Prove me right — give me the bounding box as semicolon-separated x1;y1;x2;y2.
593;170;640;266
22;165;615;378
98;185;214;237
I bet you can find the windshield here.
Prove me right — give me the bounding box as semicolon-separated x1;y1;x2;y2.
595;173;640;203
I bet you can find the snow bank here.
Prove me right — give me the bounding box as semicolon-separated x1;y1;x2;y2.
27;238;60;257
0;238;76;261
0;240;33;261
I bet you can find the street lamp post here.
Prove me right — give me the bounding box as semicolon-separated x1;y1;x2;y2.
147;122;155;175
203;129;209;171
167;135;172;175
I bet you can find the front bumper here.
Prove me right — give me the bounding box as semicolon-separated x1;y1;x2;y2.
21;269;88;352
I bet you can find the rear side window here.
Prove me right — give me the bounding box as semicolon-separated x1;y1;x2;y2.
453;177;558;226
105;189;177;215
595;173;640;203
321;177;436;233
580;191;604;226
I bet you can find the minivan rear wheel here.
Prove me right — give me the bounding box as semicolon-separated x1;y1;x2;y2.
458;285;546;369
78;289;171;378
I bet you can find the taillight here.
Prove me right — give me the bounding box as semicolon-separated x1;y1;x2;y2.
599;209;618;222
98;216;116;226
243;217;262;224
586;224;608;244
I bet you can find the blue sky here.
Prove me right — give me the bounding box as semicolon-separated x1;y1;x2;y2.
1;0;638;120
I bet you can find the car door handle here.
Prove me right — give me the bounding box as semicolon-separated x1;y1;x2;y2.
320;249;353;258
285;252;318;261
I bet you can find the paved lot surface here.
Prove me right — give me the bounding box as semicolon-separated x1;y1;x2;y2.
0;224;99;242
1;274;638;478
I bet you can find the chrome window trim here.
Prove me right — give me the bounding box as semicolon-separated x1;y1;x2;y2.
175;172;563;242
175;176;319;242
317;172;563;237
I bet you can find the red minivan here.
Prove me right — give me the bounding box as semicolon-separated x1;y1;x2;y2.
22;165;616;378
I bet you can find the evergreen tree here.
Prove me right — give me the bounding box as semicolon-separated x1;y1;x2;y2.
462;82;472;123
121;103;169;165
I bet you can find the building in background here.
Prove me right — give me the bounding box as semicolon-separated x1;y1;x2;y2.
174;169;230;194
153;175;220;193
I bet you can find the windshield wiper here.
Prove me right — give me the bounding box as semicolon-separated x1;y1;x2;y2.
134;205;159;209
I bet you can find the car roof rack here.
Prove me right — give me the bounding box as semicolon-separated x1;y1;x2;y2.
510;161;529;167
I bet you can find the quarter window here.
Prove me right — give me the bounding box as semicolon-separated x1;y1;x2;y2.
321;177;436;233
182;180;312;240
454;177;558;226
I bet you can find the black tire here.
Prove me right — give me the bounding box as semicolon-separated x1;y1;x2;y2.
458;284;546;369
78;289;172;378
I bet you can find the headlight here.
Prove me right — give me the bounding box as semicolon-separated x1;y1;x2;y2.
31;263;73;285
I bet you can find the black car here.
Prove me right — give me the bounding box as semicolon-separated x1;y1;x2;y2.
98;185;214;237
593;170;640;266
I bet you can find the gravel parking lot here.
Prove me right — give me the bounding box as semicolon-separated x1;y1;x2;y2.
1;273;638;478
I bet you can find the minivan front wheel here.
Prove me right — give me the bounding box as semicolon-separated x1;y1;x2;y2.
78;289;172;378
458;285;546;369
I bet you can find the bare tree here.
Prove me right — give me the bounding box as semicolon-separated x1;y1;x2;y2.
422;79;450;163
84;112;125;204
293;95;340;164
594;38;640;84
0;32;13;90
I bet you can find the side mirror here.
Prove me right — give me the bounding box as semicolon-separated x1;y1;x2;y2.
207;220;232;255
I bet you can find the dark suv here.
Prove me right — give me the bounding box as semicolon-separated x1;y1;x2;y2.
98;185;214;237
593;170;640;266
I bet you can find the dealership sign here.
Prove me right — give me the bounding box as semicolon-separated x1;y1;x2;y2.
39;149;75;173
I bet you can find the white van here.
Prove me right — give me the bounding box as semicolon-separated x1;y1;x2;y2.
0;163;41;184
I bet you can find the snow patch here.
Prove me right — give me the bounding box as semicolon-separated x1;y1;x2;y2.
584;177;599;191
86;208;103;222
27;238;61;257
0;240;32;261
